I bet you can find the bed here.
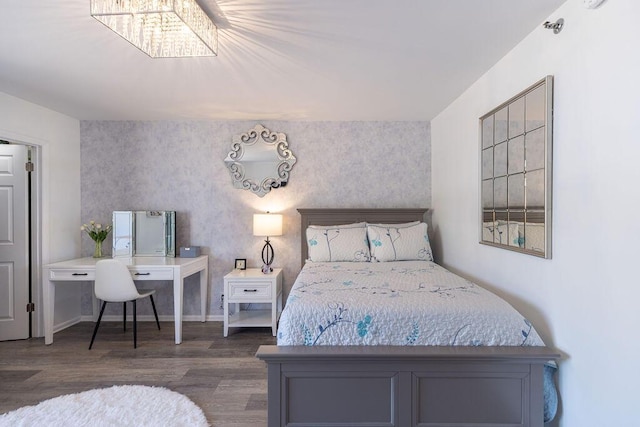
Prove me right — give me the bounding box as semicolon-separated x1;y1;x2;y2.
256;208;558;427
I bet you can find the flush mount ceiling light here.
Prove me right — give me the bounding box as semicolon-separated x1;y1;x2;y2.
90;0;218;58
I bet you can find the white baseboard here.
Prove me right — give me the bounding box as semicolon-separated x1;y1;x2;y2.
49;315;223;337
51;315;224;336
79;314;224;322
53;316;82;333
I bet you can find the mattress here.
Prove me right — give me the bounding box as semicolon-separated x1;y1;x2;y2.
278;260;546;347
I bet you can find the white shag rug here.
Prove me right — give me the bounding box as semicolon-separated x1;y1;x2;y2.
0;385;209;427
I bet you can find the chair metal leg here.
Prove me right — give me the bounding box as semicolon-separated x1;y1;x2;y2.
123;302;126;332
149;295;161;330
133;299;137;349
89;301;108;350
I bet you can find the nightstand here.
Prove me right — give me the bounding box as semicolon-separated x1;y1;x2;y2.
223;268;283;337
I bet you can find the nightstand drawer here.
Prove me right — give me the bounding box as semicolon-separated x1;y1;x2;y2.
228;281;272;300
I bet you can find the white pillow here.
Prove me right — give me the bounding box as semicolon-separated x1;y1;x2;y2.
306;224;370;262
367;222;433;262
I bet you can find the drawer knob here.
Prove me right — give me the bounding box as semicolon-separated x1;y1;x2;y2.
243;289;258;292
135;272;151;276
72;273;88;276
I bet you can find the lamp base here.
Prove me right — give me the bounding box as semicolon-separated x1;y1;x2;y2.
261;238;275;274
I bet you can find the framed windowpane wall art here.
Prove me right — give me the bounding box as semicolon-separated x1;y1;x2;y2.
479;76;553;258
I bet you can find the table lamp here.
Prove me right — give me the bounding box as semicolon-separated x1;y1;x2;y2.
253;213;283;273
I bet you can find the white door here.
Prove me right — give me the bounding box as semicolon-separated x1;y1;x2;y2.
0;144;29;341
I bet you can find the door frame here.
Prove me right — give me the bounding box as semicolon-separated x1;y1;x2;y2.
0;137;42;338
29;144;42;337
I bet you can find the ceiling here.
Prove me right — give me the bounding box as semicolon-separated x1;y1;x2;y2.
0;0;566;121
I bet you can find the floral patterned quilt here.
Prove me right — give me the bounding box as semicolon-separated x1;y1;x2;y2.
278;260;545;347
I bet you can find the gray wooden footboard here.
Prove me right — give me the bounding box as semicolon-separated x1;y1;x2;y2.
256;345;558;427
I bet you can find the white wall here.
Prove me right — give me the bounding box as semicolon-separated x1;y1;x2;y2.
431;1;640;426
0;91;81;335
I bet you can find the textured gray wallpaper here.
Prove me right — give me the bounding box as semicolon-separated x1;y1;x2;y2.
80;121;430;317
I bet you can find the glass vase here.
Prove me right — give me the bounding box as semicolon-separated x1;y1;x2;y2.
93;240;104;258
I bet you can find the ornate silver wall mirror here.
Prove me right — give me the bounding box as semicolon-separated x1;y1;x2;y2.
224;124;297;197
479;76;553;258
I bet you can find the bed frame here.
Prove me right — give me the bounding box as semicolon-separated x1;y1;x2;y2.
256;208;558;427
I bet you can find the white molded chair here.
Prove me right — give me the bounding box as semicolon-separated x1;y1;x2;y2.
89;259;161;349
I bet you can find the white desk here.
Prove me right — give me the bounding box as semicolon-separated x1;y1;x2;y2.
43;255;208;345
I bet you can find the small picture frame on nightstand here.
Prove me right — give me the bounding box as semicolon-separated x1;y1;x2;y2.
234;258;246;270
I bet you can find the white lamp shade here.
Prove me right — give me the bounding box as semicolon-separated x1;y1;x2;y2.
253;214;283;237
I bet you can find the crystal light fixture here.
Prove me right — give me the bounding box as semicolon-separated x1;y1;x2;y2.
90;0;218;58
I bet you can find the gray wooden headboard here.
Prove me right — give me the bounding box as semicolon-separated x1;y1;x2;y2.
298;208;429;267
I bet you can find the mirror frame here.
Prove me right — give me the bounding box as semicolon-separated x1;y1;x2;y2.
224;124;296;197
479;76;553;258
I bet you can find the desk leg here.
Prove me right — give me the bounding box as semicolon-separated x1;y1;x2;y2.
43;270;54;345
200;265;207;323
173;276;183;345
223;290;229;337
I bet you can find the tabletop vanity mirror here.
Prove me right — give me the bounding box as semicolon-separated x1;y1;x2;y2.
112;211;176;257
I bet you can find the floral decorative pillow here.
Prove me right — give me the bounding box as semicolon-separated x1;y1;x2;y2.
367;222;433;262
306;224;370;262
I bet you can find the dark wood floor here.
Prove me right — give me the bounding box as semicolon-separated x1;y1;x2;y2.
0;321;276;427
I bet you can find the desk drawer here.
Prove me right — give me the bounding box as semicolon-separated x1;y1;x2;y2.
129;268;174;281
49;269;95;281
228;281;272;300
